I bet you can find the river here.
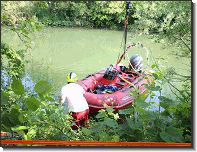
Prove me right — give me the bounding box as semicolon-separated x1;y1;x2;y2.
1;26;190;112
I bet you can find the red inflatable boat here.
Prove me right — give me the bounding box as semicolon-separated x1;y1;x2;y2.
77;63;153;112
77;2;152;112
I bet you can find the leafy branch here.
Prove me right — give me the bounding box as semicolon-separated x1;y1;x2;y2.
32;119;70;138
172;35;191;52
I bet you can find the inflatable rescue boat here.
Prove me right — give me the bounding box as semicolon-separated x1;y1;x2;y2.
77;2;153;112
77;53;153;112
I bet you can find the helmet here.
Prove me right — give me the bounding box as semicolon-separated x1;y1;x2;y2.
67;72;78;83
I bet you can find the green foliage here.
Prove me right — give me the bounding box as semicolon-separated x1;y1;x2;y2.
1;1;191;145
1;79;75;141
1;1;37;26
11;78;25;95
1;43;25;80
160;127;184;143
2;1;133;30
25;98;40;111
34;81;51;95
132;1;191;58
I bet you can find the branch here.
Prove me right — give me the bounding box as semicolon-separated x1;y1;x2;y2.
168;83;180;100
166;77;189;102
34;119;70;138
180;37;191;52
149;50;189;103
173;73;191;79
15;31;27;43
172;35;191;52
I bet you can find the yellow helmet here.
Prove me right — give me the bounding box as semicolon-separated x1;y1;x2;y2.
67;72;78;83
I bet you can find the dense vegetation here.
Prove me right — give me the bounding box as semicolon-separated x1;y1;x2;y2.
1;1;191;146
1;1;135;30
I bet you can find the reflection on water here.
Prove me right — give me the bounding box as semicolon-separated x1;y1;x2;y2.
22;73;35;93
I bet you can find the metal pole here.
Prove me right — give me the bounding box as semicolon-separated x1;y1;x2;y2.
124;1;132;60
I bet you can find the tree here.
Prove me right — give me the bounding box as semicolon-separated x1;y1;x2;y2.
132;1;191;57
131;1;191;95
130;1;191;142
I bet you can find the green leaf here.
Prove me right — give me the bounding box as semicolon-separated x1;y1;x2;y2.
119;109;132;114
138;113;153;121
154;119;165;130
158;96;174;109
135;99;149;108
127;118;143;130
104;117;117;128
14;126;28;131
11;128;25;134
10;28;16;32
161;67;166;72
10;108;23;125
96;111;106;118
106;106;115;115
1;92;9;106
45;96;55;101
145;85;161;91
22;20;26;27
34;81;51;94
82;128;91;136
133;128;144;141
135;106;146;113
26;24;32;29
27;128;36;136
11;78;25;95
99;131;110;141
160;127;184;143
24;134;31;140
36;24;42;32
14;103;21;109
18;114;24;123
112;135;119;142
2;113;15;128
90;122;105;132
151;64;158;69
38;93;45;101
152;73;158;79
25;97;40;111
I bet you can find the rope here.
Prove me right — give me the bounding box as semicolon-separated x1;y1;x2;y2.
117;26;126;63
125;52;137;72
118;75;137;90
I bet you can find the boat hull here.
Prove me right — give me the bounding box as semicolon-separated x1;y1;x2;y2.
77;67;152;112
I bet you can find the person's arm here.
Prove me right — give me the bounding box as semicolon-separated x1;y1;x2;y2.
82;89;85;95
59;94;66;105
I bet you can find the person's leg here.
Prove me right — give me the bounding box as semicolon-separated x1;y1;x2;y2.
84;109;90;128
76;109;90;128
70;112;80;130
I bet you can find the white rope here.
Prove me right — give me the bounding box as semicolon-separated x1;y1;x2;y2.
125;52;138;72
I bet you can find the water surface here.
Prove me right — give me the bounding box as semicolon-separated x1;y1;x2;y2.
1;26;190;111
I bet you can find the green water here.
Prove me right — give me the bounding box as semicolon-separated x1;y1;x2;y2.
1;26;190;110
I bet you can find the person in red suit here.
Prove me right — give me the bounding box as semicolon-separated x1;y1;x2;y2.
59;72;90;130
